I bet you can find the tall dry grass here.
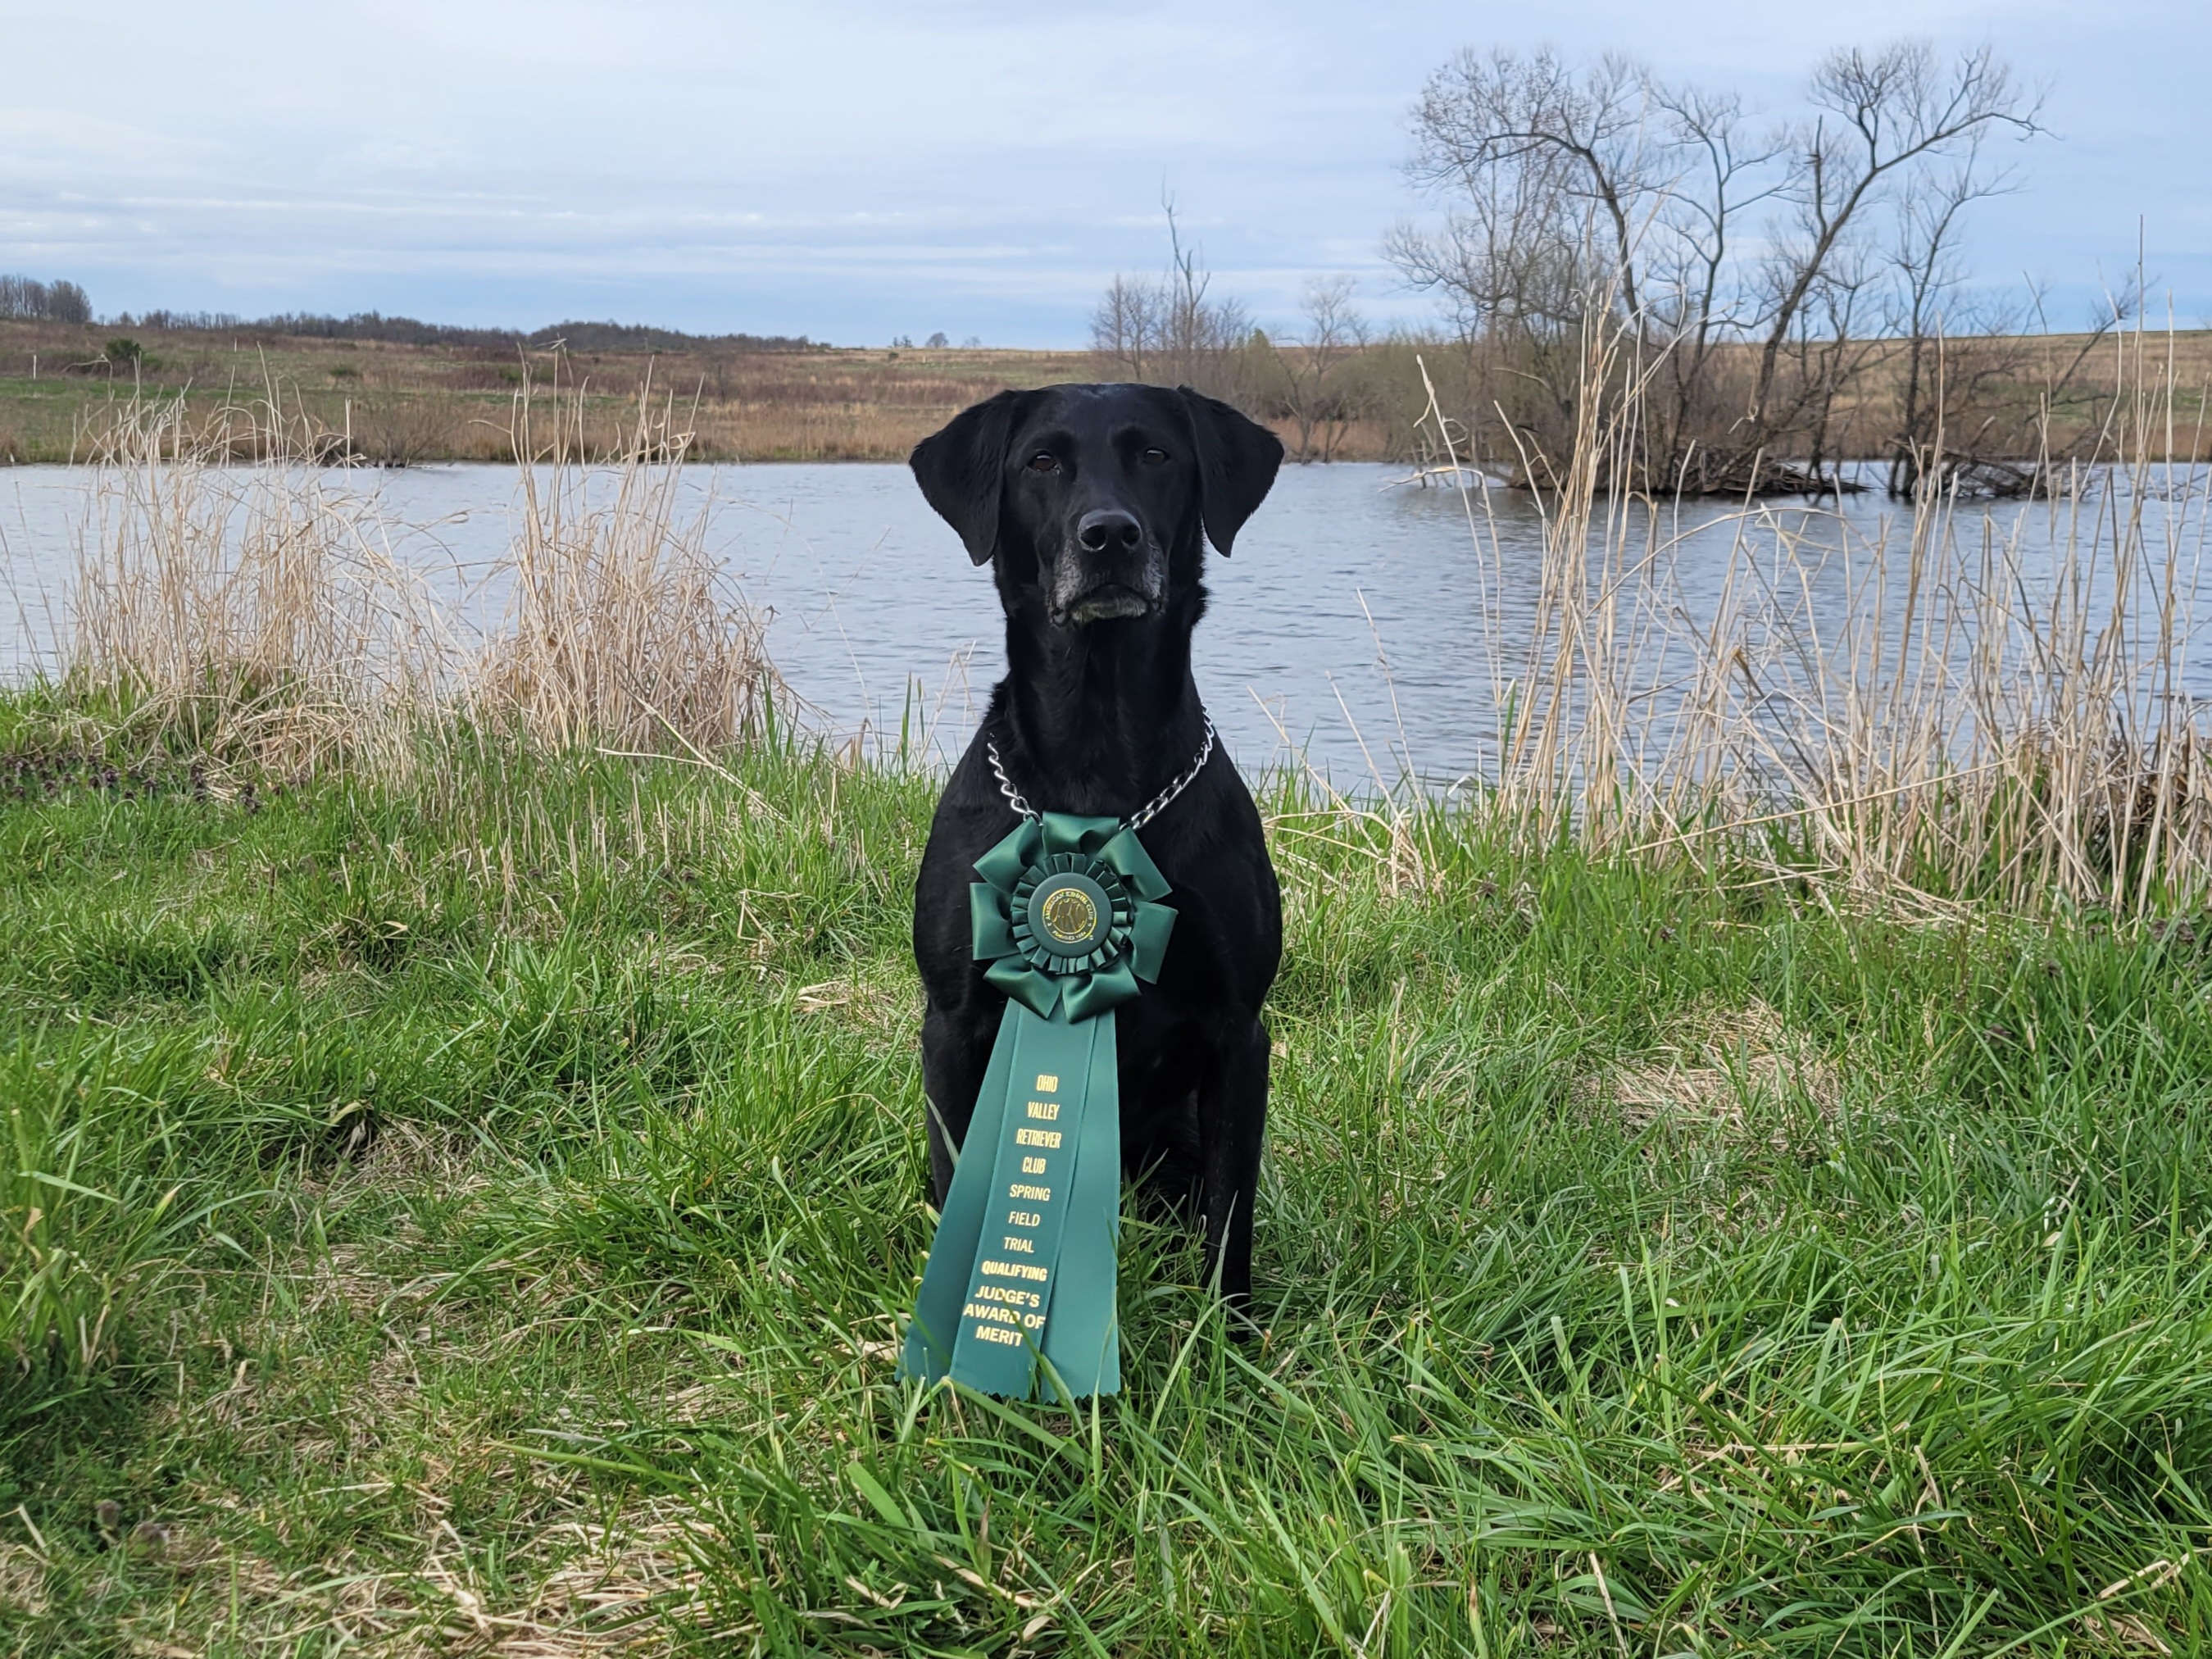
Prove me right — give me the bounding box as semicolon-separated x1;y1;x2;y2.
1415;307;2212;914
66;394;452;774
477;372;782;756
57;370;781;773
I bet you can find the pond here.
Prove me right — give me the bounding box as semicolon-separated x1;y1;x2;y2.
4;460;2207;788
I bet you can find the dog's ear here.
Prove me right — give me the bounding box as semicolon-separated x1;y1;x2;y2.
1178;386;1283;557
911;390;1025;566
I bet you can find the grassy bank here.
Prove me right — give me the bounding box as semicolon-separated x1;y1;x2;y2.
4;725;2211;1654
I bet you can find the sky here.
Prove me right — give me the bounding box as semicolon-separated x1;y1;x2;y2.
2;0;2205;348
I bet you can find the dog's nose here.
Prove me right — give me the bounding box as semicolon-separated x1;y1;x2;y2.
1075;511;1142;554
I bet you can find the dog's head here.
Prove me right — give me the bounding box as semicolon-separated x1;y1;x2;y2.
911;383;1283;628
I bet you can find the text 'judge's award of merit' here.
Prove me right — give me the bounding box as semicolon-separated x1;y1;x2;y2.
900;812;1178;1401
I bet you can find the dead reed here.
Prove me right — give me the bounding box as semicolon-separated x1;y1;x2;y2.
1414;306;2212;914
475;370;784;757
56;369;783;775
65;393;452;775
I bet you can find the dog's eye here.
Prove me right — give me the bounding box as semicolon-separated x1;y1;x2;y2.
1025;452;1060;475
1141;447;1170;466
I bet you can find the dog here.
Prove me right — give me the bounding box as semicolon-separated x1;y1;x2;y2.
908;381;1285;1315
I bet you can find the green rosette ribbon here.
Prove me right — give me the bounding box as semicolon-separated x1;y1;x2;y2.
901;812;1175;1401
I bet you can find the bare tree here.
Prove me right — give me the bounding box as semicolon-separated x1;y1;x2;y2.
1643;86;1780;484
1270;277;1372;461
1874;122;2146;499
1792;245;1882;489
1388;48;1694;482
1399;48;1664;325
1392;37;2045;494
1089;195;1255;398
1158;198;1252;389
1883;130;2028;495
1744;42;2042;447
1391;48;1664;346
0;275;92;324
1090;275;1162;379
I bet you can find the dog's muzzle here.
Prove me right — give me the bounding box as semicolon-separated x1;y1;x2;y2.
1054;509;1164;625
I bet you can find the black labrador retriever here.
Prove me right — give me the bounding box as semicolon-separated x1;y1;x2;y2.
909;382;1284;1312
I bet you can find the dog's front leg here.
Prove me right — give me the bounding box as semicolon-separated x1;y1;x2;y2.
1198;1014;1270;1319
920;999;994;1207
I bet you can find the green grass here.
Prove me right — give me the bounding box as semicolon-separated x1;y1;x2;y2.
2;722;2211;1655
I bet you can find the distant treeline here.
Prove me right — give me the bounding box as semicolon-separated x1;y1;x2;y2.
7;284;820;354
0;275;93;325
116;310;821;354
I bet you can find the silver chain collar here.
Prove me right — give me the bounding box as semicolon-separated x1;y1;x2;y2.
986;713;1216;834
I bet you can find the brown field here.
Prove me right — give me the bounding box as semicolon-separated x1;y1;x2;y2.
0;317;2205;470
1821;328;2212;466
0;321;1102;466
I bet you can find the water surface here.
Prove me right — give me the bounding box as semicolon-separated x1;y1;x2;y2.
5;461;2205;787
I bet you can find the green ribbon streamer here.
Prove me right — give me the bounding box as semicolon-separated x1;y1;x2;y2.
902;813;1176;1400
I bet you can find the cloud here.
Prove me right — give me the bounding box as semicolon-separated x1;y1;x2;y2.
0;0;2201;342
